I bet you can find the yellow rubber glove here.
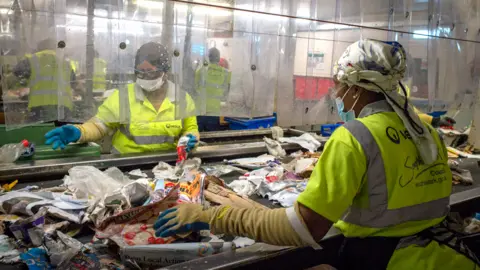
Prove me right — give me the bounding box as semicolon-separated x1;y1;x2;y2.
154;202;320;248
74;119;109;143
153;203;211;237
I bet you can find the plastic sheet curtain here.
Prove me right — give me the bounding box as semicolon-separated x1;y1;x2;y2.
1;0;480;130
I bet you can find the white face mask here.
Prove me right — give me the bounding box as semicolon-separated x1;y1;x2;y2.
136;74;165;92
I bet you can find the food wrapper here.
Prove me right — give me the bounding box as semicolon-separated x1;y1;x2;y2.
9;208;47;245
94;184;180;247
177;172;205;204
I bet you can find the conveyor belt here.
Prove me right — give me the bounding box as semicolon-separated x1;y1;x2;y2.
0;128;309;182
3;144;480;269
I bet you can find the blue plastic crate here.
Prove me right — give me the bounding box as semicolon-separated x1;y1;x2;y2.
320;123;342;136
428;111;447;118
225;116;276;130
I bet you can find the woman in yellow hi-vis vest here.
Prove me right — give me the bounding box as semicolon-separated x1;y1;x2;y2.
153;40;479;269
44;42;199;154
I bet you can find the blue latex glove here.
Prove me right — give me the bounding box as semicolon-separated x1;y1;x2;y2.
45;125;81;150
153;204;210;238
185;134;198;153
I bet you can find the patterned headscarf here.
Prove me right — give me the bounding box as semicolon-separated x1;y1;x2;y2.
334;39;407;92
334;39;438;165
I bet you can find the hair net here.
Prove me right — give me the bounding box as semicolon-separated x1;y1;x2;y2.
208;47;220;63
334;39;438;165
135;42;171;72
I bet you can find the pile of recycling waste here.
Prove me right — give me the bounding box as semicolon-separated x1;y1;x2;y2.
0;142;325;269
0;125;480;269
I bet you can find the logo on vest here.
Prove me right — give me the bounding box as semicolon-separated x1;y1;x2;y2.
400;155;447;188
386;127;412;144
166;124;181;129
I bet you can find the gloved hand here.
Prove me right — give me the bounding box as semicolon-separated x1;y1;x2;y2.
45;125;81;150
153;203;210;238
432;116;456;128
154;202;314;247
185;134;198;153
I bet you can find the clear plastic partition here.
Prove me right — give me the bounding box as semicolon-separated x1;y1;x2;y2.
1;0;480;132
2;4;62;129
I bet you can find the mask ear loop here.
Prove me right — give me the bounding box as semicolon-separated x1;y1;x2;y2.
349;90;362;117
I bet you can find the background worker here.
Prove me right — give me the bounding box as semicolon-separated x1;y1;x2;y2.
154;39;478;269
93;50;108;93
12;38;74;122
399;83;456;127
195;47;231;131
44;42;199;154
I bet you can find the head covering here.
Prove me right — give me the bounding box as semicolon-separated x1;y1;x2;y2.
334;39;438;165
219;57;229;69
208;47;220;64
135;42;171;72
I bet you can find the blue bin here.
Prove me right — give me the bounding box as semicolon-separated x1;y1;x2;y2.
428;111;447;118
225;116;276;130
320;123;342;136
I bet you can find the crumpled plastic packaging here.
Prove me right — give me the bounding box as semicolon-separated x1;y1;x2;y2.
278;133;321;153
152;162;176;179
95;185;180;247
227;180;257;197
129;169;148;178
202;165;248;177
451;167;473;185
263;137;286;157
44;231;84;267
152;159;202;180
270;187;302;207
226;154;277;169
105;167;132;185
294;158;317;174
0;235;20;264
9;208;47;245
464;218;480;234
20;247;52;269
66;166;130;201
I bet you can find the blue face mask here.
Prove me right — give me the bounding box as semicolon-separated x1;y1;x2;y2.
335;86;360;123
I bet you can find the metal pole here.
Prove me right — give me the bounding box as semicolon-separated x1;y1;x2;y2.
162;0;174;47
85;0;95;111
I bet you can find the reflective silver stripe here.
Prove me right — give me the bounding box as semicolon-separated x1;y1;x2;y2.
119;125;175;145
30;55;55;84
341;120;449;228
111;147;121;155
396;235;431;249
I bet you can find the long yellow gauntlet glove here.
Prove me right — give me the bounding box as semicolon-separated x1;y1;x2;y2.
154;202;320;248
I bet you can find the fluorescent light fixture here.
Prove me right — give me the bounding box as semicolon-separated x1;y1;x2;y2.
413;29;429;39
0;8;9;14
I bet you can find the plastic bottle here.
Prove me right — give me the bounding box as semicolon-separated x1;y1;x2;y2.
0;140;29;163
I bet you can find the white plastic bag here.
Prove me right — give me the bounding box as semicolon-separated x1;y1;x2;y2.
278;133;321;153
67;166;128;200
